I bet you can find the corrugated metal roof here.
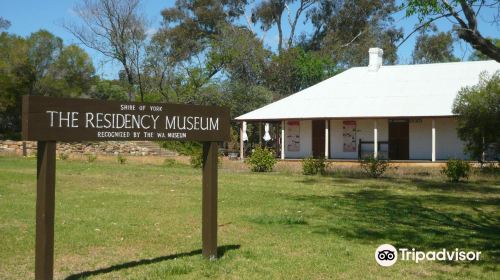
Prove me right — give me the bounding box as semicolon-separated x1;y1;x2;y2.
235;60;500;121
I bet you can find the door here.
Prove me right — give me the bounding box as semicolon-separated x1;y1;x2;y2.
312;120;325;157
389;119;409;160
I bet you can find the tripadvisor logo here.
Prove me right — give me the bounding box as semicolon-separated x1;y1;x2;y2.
375;244;397;267
375;244;481;267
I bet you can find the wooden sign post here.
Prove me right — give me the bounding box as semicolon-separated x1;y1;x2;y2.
22;96;230;279
36;141;56;279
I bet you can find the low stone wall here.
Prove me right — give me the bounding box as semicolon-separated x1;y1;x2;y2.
0;140;163;156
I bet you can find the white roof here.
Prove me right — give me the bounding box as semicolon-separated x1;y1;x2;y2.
235;60;500;121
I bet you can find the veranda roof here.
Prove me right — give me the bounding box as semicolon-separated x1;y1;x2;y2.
235;60;500;121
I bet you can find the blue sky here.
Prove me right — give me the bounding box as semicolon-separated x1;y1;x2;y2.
2;0;499;79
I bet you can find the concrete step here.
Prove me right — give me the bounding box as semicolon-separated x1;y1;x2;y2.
134;141;177;157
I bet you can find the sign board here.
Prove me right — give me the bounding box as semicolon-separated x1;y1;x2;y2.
21;95;227;279
22;95;230;142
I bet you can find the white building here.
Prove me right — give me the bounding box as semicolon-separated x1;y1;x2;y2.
235;48;500;161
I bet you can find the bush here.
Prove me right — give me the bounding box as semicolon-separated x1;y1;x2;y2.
359;155;389;178
479;162;500;175
190;152;203;168
453;71;500;161
58;153;69;160
441;159;470;182
190;151;223;169
161;141;201;156
86;153;97;163
302;157;328;175
163;158;177;167
117;154;127;164
246;146;277;172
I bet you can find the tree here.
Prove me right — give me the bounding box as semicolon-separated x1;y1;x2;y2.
90;78;128;101
65;0;148;101
23;31;96;97
211;25;270;86
142;33;177;101
469;38;500;61
26;30;64;96
264;47;335;97
51;45;96;96
252;0;317;52
159;0;248;62
0;31;95;134
157;1;270;106
225;81;273;118
305;0;403;68
452;71;500;161
404;0;500;62
0;17;10;30
0;33;29;133
412;25;458;64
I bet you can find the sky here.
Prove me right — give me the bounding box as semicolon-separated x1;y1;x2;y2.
2;0;499;80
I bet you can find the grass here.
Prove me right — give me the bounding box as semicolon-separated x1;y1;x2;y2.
0;155;499;279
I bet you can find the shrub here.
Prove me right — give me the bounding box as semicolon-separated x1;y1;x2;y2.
359;155;389;178
163;158;177;167
190;151;223;168
58;153;69;160
246;146;277;172
302;157;328;175
117;154;127;164
452;71;500;161
190;152;203;168
161;141;201;156
441;159;470;182
479;162;500;175
86;153;97;163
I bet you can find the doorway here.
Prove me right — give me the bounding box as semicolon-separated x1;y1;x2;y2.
389;119;409;160
312;120;325;157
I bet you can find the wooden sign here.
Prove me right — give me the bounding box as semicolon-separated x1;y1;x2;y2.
22;95;230;142
21;95;227;279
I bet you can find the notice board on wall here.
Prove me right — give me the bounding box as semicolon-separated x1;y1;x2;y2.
286;121;300;152
343;121;357;152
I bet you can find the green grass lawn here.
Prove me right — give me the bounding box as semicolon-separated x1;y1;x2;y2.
0;156;499;279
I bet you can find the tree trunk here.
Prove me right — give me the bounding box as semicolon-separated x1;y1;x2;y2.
137;72;144;102
123;66;135;101
456;29;500;62
454;0;500;62
277;15;283;53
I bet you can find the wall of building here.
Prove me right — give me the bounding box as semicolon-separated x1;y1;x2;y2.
409;117;467;160
281;117;466;160
435;118;467;160
409;118;432;160
329;119;388;159
284;120;312;158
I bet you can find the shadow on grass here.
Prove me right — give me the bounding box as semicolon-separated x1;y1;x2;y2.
296;177;319;184
288;188;500;266
247;214;307;225
65;244;240;279
407;178;500;194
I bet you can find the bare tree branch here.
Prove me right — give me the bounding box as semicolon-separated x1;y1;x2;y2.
64;0;149;100
397;13;453;49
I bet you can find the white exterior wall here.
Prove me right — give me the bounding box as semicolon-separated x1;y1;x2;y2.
282;117;466;160
284;120;312;158
409;119;432;160
329;119;388;159
435;118;467;160
409;117;466;160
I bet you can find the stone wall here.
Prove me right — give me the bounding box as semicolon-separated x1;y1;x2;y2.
0;141;165;156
